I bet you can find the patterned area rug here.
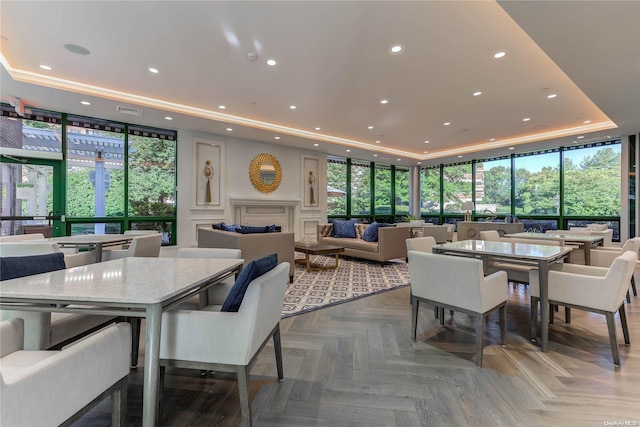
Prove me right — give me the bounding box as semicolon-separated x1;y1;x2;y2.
282;255;410;318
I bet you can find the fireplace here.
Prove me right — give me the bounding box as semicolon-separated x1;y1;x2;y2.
229;197;299;233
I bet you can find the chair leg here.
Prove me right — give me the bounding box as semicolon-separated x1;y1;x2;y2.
500;304;507;347
439;307;445;326
530;297;539;340
411;298;419;340
129;318;141;368
273;324;284;381
626;289;631;303
631;274;638;296
619;304;630;346
475;313;485;367
111;378;127;427
549;304;555;325
158;366;166;421
237;365;253;427
605;311;621;367
565;307;571;324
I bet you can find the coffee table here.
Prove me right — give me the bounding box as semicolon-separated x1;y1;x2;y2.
294;242;344;272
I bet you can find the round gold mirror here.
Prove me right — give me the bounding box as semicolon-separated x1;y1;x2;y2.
249;153;282;193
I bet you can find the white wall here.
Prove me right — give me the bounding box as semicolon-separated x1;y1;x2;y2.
176;130;327;247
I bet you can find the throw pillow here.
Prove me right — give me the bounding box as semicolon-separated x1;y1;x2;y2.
212;222;224;230
332;219;356;238
362;222;383;242
220;222;240;232
0;252;66;281
220;253;278;312
237;225;276;234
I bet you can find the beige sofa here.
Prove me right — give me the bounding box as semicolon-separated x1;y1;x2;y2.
317;223;410;262
198;228;295;282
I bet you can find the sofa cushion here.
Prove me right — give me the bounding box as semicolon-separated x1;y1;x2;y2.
332;219;356;238
237;225;276;234
0;252;66;281
321;236;379;253
221;253;278;312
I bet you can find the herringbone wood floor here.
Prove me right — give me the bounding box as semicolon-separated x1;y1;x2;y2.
77;274;640;426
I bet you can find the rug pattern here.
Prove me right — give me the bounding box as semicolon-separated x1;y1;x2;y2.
282;255;410;318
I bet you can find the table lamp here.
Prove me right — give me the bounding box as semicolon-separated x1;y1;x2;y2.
461;201;474;222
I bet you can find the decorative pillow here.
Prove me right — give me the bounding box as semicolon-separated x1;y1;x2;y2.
237;225;273;234
221;253;278;312
0;253;66;281
332;219;356;238
219;222;240;232
362;222;382;242
212;222;224;230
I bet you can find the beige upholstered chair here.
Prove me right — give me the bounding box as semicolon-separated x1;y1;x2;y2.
0;241;92;268
529;251;636;366
405;236;437;254
159;262;289;426
102;233;162;261
0;319;131;426
407;251;508;367
590;237;640;301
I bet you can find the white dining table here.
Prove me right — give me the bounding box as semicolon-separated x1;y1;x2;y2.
0;257;244;426
47;234;134;262
505;232;604;265
432;240;572;352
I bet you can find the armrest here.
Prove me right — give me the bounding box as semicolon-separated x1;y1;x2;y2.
378;226;411;259
0;319;24;357
480;270;508;312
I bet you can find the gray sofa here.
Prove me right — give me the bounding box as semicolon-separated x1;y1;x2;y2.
198;228;295;282
317;223;410;262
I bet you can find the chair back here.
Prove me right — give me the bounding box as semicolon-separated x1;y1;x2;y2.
479;230;500;241
0;233;46;243
177;247;241;259
0;242;61;257
607;251;637;307
620;237;640;256
124;230;160;236
408;251;485;312
406;236;436;254
129;233;162;257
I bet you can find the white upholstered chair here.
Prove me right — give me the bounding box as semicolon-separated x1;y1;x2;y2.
159;262;289;426
405;236;437;254
0;319;131;426
102;233;162;261
0;241;93;268
590;237;640;301
407;251;508;367
529;251;636;366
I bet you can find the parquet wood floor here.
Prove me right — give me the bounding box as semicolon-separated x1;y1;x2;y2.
76;272;640;426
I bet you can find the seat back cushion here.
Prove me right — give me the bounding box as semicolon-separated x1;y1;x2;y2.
0;252;66;281
221;253;278;312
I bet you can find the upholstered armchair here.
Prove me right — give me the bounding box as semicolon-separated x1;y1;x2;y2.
407;251;508;367
590;237;640;301
0;319;131;426
405;236;437;254
102;233;162;261
529;251;636;366
159;262;289;426
0;241;93;268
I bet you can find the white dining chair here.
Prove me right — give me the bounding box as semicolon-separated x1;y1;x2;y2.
408;251;508;367
529;251;636;366
590;237;640;301
405;236;437;254
102;233;162;261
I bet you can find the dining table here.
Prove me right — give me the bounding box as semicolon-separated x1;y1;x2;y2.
505;231;604;265
432;240;572;352
47;234;135;262
0;257;244;426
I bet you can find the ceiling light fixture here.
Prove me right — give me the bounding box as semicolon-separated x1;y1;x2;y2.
424;151;429;154
577;135;584;139
522;117;531;122
390;45;403;54
547;94;557;99
397;158;401;161
458;155;463;158
274;136;280;140
266;59;277;66
473;91;482;96
444;122;451;126
218;105;226;109
315;127;321;130
80;101;90;105
313;143;319;147
424;140;430;144
380;99;388;104
375;140;381;144
493;51;506;59
368;126;374;129
148;67;159;74
39;65;52;71
509;147;514;150
165;116;172;120
584;120;591;124
346;149;351;152
226;128;232;131
289;105;296;109
373;154;378;157
490;138;495;141
417;162;421;165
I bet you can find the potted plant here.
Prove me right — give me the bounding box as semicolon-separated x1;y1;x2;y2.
402;215;424;226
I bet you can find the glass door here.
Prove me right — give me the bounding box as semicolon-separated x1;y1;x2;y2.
0;157;64;237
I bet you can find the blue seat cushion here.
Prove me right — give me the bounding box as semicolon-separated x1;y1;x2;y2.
237;224;276;234
332;219;356;238
221;253;278;312
0;252;66;281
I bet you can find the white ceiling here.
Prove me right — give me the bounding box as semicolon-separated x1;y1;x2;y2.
1;1;639;166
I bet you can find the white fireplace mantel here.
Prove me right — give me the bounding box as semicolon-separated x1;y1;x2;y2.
229;197;300;233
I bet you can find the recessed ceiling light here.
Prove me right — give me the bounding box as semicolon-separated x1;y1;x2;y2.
346;149;351;152
509;147;515;150
289;105;296;109
375;140;381;144
424;140;430;144
493;51;506;59
473;91;482;96
522;117;531;122
313;143;319;147
547;94;557;99
274;136;281;140
380;99;388;104
577;135;584;139
164;116;172;120
64;43;90;55
315;127;321;130
266;59;277;66
368;126;374;129
80;101;90;106
397;159;402;161
458;155;463;158
226;128;233;131
218;105;226;109
444;122;451;126
390;45;404;54
39;64;52;71
373;154;378;157
489;138;495;141
424;151;429;154
583;120;591;124
417;162;421;165
148;67;159;74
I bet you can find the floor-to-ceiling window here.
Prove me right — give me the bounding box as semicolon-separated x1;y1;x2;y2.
420;166;441;218
374;163;392;216
442;163;472;214
394;167;410;217
350;160;371;216
476;157;511;215
514;150;560;216
327;156;347;216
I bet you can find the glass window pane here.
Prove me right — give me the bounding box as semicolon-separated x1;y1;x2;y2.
420;167;440;215
374;164;391;216
477;158;511;214
443;164;472;213
563;144;621;216
66;116;125;218
327;158;347;216
70;222;122;235
128;129;176;216
1;106;63;160
351;160;371;215
394;167;410;217
130;221;174;244
514;151;560;215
